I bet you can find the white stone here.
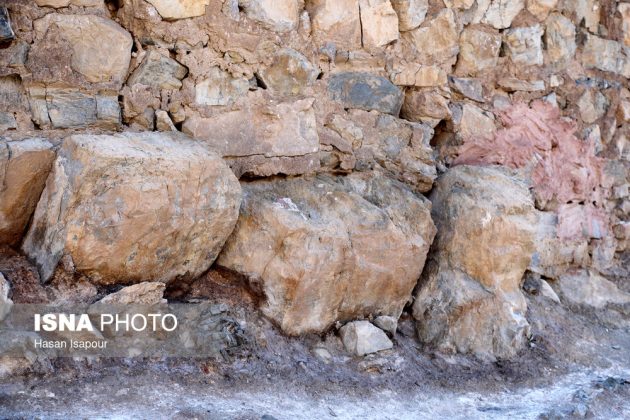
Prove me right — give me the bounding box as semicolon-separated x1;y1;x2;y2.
390;0;428;31
482;0;524;29
340;320;394;356
359;0;399;48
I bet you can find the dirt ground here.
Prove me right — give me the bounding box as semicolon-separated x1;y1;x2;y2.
0;261;629;419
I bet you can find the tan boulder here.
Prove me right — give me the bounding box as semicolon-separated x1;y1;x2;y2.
413;165;537;360
504;25;544;66
194;67;249;106
545;13;576;68
404;9;459;65
452;102;496;140
145;0;210;20
390;0;428;31
359;0;399;48
582;35;630;78
217;172;436;335
127;51;188;90
390;64;447;87
258;49;319;96
455;27;501;76
31;14;132;87
401;88;450;122
0;138;55;247
183;98;319;177
22;132;241;285
526;0;557;20
239;0;300;32
620;3;630;48
308;0;362;49
558;270;630;309
97;282;167;305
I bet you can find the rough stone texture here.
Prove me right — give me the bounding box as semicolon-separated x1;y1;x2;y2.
194;67;249;106
578;90;608;124
401;88;450;122
390;64;447;87
308;0;362;49
35;0;102;7
217;172;436;335
0;273;12;322
359;0;399;48
504;25;544;66
413;165;536;360
455;27;502;76
127;51;188;90
328;72;404;116
97;282;167;305
339;320;393;356
404;9;459;65
183;98;319;177
240;0;300;32
390;0;428;31
259;49;319;96
452;102;496;141
620;3;630;48
373;315;397;335
526;0;558;20
448;76;483;102
582;35;630;77
545;13;576;68
562;0;599;33
0;7;15;43
22;132;242;285
30;14;132;87
557;270;630;309
0;138;55;247
482;0;524;29
145;0;210;20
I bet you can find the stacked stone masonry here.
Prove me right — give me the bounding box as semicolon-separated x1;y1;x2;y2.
0;0;628;360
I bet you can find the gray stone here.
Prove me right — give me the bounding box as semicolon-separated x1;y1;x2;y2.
259;49;319;96
373;315;397;335
545;13;576;68
127;51;188;90
0;273;12;322
340;320;393;356
195;67;249;106
239;0;300;32
558;270;630;309
0;7;15;43
582;35;630;77
448;76;484;102
578;90;608;124
0;112;16;130
504;25;544;66
328;72;404;116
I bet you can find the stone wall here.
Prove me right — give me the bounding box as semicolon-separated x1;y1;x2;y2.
0;0;628;360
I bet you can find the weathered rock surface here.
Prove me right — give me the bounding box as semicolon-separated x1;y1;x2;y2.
146;0;210;20
390;64;447;87
0;138;55;247
413;165;536;360
504;25;543;66
0;7;15;43
545;13;576;68
194;67;249;106
401;88;450;122
22;132;241;285
340;320;393;356
391;0;428;31
35;0;102;7
557;270;630;309
456;27;501;76
308;0;362;48
97;282;167;305
217;172;436;335
582;35;630;77
482;0;524;29
240;0;300;32
127;51;187;90
328;72;403;115
259;49;319;96
527;0;557;20
404;9;459;65
30;14;132;87
183;98;319;177
359;0;399;48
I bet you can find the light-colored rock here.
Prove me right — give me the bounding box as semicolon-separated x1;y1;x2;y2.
308;0;362;49
259;49;319;96
127;51;187;90
373;315;397;335
404;9;459;65
155;110;177;131
340;320;393;356
0;273;12;322
183;98;319;177
448;76;483;102
582;35;630;77
390;0;428;31
618;99;630;123
620;3;630;48
328;72;404;115
561;0;599;33
456;27;502;76
504;25;544;66
526;0;557;20
32;14;132;86
401;88;450;122
443;0;475;8
558;270;630;309
27;87;120;129
217;172;436;335
359;0;399;48
22;132;242;285
413;165;537;360
545;13;576;68
97;282;167;305
390;64;447;87
578;90;608;124
35;0;102;7
453;102;496;140
482;0;524;29
0;139;55;246
539;279;560;303
239;0;300;32
498;78;545;92
194;67;249;106
146;0;210;20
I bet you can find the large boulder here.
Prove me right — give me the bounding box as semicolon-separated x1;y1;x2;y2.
413;165;537;360
182;98;320;177
22;132;241;285
217;172;436;335
0;138;55;247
